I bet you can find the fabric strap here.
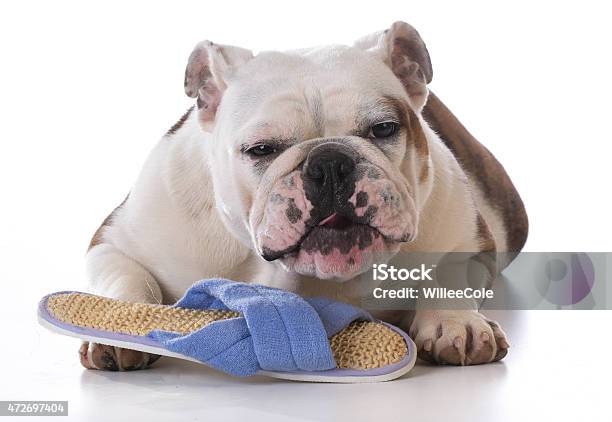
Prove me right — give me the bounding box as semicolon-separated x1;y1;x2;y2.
147;279;372;376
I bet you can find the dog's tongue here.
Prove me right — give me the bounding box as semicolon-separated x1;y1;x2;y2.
318;213;353;230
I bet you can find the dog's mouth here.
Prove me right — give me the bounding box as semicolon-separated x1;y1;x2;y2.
317;212;354;230
262;212;385;262
302;212;383;253
264;210;401;280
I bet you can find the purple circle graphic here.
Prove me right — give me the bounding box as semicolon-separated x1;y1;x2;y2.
542;253;595;306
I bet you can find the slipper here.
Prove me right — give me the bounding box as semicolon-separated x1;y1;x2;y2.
38;279;416;383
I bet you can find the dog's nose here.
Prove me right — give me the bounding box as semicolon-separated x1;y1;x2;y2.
304;147;356;188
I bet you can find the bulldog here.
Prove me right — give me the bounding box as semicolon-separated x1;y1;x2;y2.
81;21;528;371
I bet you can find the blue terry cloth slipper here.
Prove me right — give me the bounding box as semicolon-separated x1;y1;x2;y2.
38;279;416;383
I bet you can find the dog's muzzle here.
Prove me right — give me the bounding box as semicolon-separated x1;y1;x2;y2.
252;138;416;279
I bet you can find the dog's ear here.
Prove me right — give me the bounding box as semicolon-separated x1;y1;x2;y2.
355;21;432;111
184;41;253;129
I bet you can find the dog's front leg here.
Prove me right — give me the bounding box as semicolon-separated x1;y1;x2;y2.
79;244;164;371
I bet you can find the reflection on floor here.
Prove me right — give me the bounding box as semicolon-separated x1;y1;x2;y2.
10;308;609;422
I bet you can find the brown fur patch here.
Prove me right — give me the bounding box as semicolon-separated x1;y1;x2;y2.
422;92;528;253
418;162;429;184
88;195;129;251
389;98;430;183
476;213;496;253
380;96;429;160
165;106;194;136
377;95;409;130
472;213;498;290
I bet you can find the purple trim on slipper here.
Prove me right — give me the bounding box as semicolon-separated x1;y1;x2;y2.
38;293;163;349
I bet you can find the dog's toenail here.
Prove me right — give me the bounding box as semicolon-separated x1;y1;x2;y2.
423;339;433;352
481;332;490;342
453;337;463;349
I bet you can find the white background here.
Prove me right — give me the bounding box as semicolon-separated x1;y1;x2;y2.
0;1;611;421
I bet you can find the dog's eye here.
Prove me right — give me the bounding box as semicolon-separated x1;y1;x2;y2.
369;122;399;139
245;144;277;157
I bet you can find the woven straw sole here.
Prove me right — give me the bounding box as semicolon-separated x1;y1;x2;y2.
40;292;416;382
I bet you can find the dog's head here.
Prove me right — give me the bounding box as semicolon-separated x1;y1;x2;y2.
185;22;433;280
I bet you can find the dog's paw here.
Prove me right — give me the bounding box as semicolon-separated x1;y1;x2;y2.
409;310;509;365
78;342;161;371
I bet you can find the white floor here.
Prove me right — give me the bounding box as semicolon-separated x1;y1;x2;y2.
4;304;609;421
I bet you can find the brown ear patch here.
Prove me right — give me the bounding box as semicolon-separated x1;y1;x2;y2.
184;43;215;98
422;92;528;252
183;41;224;121
385;22;433;108
388;22;433;84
